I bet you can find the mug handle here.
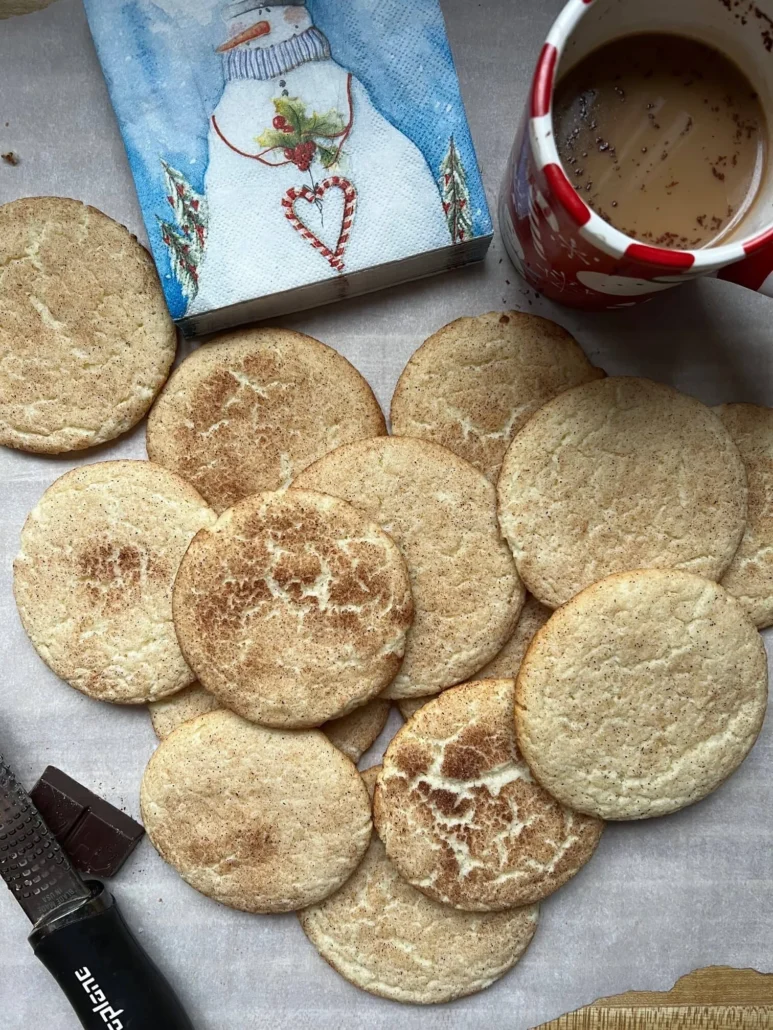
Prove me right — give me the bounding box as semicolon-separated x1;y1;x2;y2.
716;242;773;298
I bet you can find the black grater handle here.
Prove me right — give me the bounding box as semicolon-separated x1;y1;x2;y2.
30;883;194;1030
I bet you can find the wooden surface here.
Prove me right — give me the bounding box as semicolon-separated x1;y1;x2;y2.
534;968;773;1029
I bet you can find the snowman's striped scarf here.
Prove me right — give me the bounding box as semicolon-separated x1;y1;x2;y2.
223;26;331;81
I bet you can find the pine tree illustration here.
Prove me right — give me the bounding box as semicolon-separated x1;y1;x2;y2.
439;136;473;243
162;160;208;257
158;160;208;300
156;218;199;302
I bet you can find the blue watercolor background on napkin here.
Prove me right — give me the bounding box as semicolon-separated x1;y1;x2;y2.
84;0;491;318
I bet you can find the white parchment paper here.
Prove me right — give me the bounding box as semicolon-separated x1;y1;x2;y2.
0;1;771;1027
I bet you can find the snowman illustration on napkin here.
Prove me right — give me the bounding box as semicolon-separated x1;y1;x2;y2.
184;0;450;314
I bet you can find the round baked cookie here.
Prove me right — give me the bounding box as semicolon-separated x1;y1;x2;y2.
391;311;603;481
477;594;551;679
375;679;603;910
498;377;748;608
14;460;215;704
300;766;539;1005
323;700;392;762
147;328;385;512
0;197;176;453
516;570;768;821
149;681;389;762
715;404;773;628
395;596;549;722
395;601;552;723
149;683;389;763
149;682;221;739
397;697;429;721
293;437;524;699
141;710;372;912
0;0;58;18
173;489;413;727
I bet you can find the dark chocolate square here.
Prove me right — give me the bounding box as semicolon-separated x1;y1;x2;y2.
29;778;83;838
30;766;144;879
64;810;142;878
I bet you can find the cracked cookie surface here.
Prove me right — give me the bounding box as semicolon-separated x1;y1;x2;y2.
0;197;176;453
300;766;539;1004
141;710;372;912
173;489;413;727
375;679;603;910
716;403;773;628
147;328;385;512
498;377;748;609
294;437;524;699
516;569;768;820
14;460;215;703
391;311;602;481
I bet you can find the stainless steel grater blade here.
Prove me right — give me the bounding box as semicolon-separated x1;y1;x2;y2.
0;754;91;926
0;751;193;1027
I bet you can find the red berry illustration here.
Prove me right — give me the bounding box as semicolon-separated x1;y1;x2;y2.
273;115;287;129
282;125;294;134
299;142;316;164
281;140;318;171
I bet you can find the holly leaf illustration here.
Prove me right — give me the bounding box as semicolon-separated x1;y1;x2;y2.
306;109;346;138
257;96;348;162
257;128;301;148
317;144;339;168
273;96;308;134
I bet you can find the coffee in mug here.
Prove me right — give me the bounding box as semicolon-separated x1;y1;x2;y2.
554;33;766;250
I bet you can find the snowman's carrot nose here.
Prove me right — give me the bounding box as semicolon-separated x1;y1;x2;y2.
217;19;271;52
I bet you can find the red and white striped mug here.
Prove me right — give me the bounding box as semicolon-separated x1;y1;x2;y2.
499;0;773;310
